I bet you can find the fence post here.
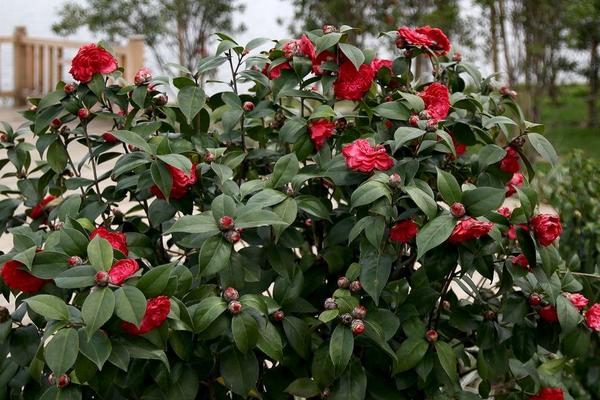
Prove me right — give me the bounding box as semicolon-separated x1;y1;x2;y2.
13;26;28;106
124;35;145;83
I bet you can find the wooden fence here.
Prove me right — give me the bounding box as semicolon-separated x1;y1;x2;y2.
0;26;145;105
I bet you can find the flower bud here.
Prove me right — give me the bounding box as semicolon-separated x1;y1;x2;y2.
204;151;215;163
510;136;526;148
223;287;239;302
95;271;109;287
384;119;393;129
419;110;431;120
335;118;347;130
57;374;70;388
304;218;313;227
228;300;243;314
0;133;8;142
352;305;367;319
321;388;331;399
426;119;438;132
219;215;235;231
340;313;353;325
134;67;152;86
323;25;338;34
324;297;337;310
64;83;77;94
285;186;295;197
425;329;438;343
408;115;419;127
224;230;241;244
349;280;362;293
51;118;62;129
442;300;451;311
450;203;466;218
529;293;542;307
337;276;350;289
242;101;254;112
48;373;57;386
68;256;83;266
395;36;406;49
154;94;168;106
351;319;365;335
484;310;497;321
452;52;462;62
273;310;285;321
78;108;90;120
0;306;9;323
388;173;402;187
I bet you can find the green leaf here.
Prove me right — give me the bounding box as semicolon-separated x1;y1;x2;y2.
269;153;299;188
54;266;96;289
351;180;391;210
193;297;227;333
285;378;321;398
283;316;310;359
199;236;232;276
39;386;82;400
136;264;173;297
114;286;146;327
59;228;89;257
47;140;68;173
329;325;354;376
392;337;429;374
25;295;69;321
359;244;394;306
87;235;113;272
151;160;173;200
315;32;342;54
232;313;259;353
416;213;456;259
165;213;220;236
211;194;237;223
272;198;298;241
373;102;410;120
405;185;438;220
82;287;115;339
330;359;367;400
393;127;425;151
30;251;70;279
44;328;79;375
235;208;288;228
434;341;458;382
156;154;192;175
462;187;505;217
436;168;462;205
256;321;284;362
220;346;259;397
338;43;365;71
178;85;206;124
528;133;558;166
478;144;506;170
78;329;111;370
132;85;147;109
296;195;331;221
279;117;307;144
556;295;580;334
483;115;517;129
111;130;153;154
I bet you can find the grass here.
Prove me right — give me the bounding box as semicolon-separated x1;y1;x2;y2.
536;85;600;159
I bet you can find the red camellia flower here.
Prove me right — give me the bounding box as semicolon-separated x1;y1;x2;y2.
309;119;336;149
448;217;493;244
397;26;451;56
334;61;375;101
102;132;119;143
497;207;511;218
564;293;589;311
262;62;292;80
530;214;562;247
90;227;129;256
312;50;335;75
150;163;197;200
121;296;171;335
529;388;564;400
508;223;529;241
585;303;600;331
419;83;450;122
511;254;529;269
450;134;466;157
371;58;393;74
108;259;139;285
282;34;316;60
342;139;394;173
539;305;559;323
500;147;521;173
505;172;524;197
30;195;57;220
0;260;48;293
389;220;419;243
70;43;118;83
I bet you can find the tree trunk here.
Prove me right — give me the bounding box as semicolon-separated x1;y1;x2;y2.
490;1;499;74
588;40;599;128
497;0;515;85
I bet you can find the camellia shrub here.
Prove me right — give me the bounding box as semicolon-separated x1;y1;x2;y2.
0;25;594;399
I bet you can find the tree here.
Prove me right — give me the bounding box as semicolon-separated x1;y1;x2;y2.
564;0;600;128
52;0;246;72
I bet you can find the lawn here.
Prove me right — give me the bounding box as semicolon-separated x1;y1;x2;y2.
537;85;600;159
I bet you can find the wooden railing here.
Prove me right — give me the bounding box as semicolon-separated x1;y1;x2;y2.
0;26;145;105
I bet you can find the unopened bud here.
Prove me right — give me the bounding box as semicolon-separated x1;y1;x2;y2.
351;319;365;335
425;329;438;343
64;83;77;94
204;152;215;163
68;256;83;266
228;300;243;314
352;305;367;319
223;287;239;302
95;271;109;287
273;310;285;321
78;108;90;120
323;25;338;34
324;297;337;310
452;52;462;62
349;280;362;293
388;173;402;187
337;276;350;289
224;230;241;244
51;118;62;129
450;203;466;218
529;293;542;307
57;374;70;388
219;215;235;231
340;313;353;325
0;306;9;323
243;101;254;112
